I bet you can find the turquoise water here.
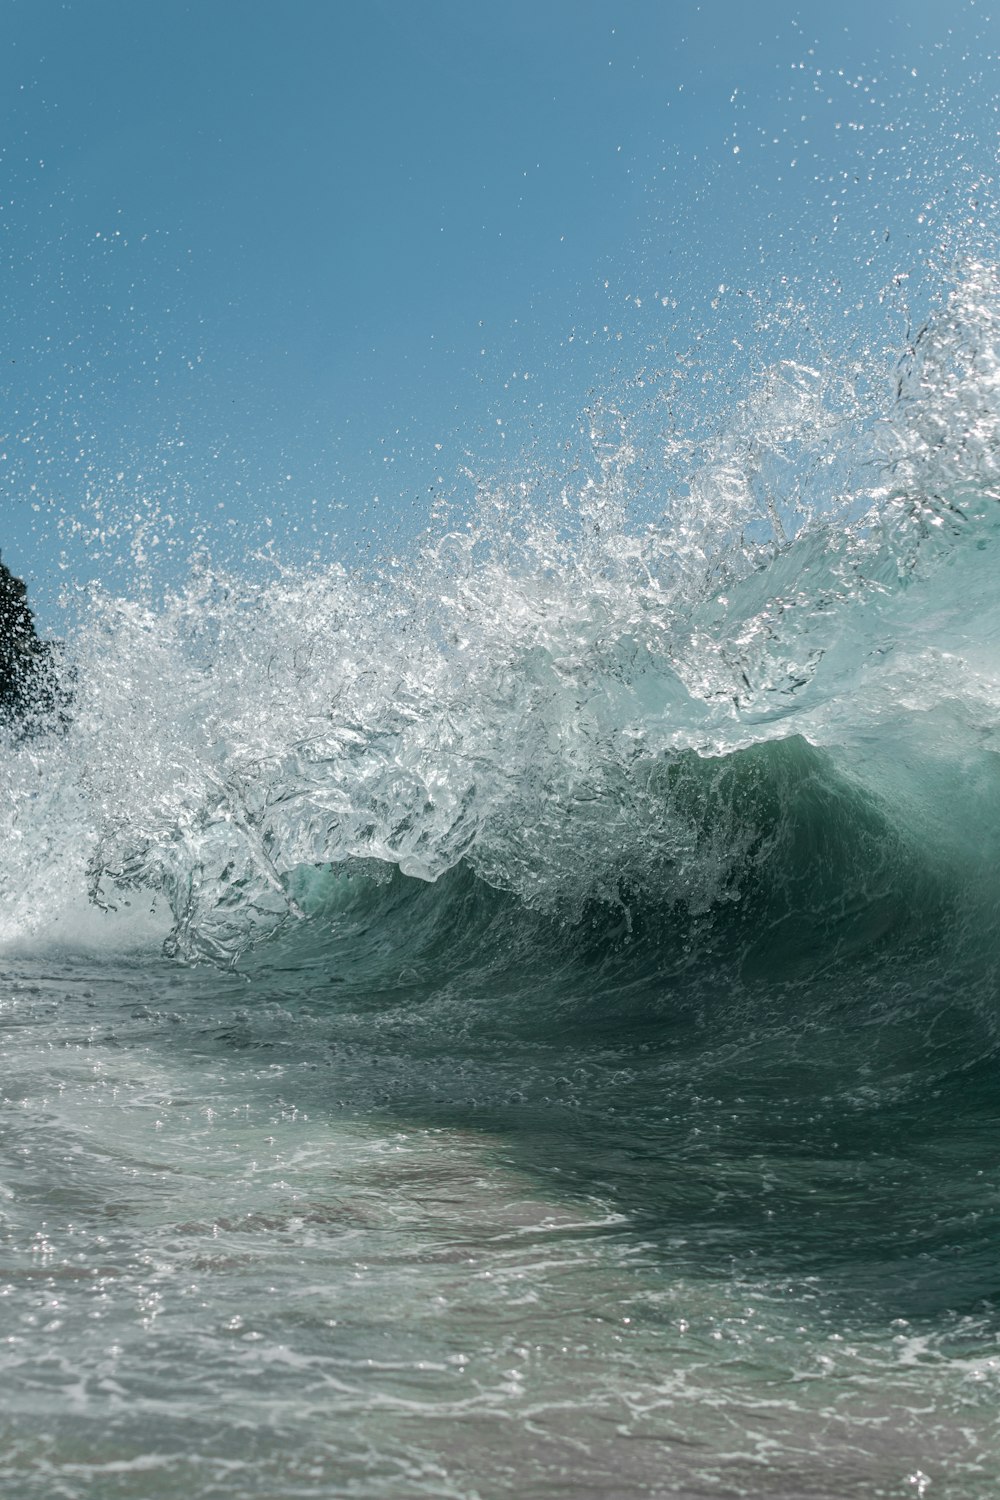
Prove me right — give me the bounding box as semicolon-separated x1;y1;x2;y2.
3;268;1000;1496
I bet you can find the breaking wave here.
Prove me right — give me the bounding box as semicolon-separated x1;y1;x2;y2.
4;263;1000;1012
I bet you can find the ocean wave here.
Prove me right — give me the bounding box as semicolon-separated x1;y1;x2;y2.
4;263;1000;975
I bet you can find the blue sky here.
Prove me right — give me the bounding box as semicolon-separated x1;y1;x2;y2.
2;0;998;625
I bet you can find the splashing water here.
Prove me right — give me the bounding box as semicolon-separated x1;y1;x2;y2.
6;262;1000;959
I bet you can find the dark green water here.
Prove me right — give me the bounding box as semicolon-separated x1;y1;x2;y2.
3;735;1000;1496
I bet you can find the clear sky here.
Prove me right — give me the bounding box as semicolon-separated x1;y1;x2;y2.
2;0;998;625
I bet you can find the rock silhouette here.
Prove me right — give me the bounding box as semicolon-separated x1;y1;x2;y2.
0;557;66;729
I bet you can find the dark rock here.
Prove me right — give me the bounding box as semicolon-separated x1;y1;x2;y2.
0;556;70;730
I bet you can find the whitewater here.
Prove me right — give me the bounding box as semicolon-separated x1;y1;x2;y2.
2;264;1000;1497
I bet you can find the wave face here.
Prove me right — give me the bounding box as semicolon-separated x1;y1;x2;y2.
4;267;1000;1498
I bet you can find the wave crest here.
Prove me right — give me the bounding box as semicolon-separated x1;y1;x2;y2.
4;264;1000;964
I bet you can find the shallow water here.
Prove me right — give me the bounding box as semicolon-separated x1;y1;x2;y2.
2;857;998;1498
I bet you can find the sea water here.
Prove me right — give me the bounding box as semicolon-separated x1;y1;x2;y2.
2;267;1000;1497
